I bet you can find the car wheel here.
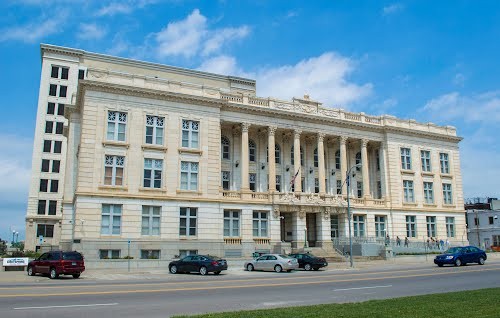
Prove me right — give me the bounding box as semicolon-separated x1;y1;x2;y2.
72;273;81;279
49;268;59;279
438;264;444;267
454;258;462;267
304;263;312;271
27;266;35;276
199;266;208;276
214;271;221;275
478;257;485;265
169;265;178;274
274;265;283;273
247;264;254;271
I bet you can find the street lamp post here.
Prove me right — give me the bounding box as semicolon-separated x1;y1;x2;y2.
344;163;361;268
11;230;15;245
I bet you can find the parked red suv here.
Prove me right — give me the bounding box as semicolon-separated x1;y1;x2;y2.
28;251;85;279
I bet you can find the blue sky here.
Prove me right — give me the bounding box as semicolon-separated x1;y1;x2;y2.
0;0;499;241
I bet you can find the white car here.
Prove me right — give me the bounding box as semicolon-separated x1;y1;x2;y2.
244;254;299;273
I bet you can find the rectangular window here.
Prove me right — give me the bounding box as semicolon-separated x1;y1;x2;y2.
489;216;494;225
99;250;120;259
59;85;67;97
49;84;57;96
51;66;59;78
47;102;55;114
223;210;240;237
78;69;85;80
406;215;417;238
403;180;414;203
353;215;365;237
43;140;51;153
38;200;46;215
141;250;160;259
143;158;162;188
376;151;380;171
357;181;363;198
57;103;65;116
104;155;125;186
180;161;198;190
145;115;164;145
401;148;412;170
442;183;453;204
337;179;342;194
179;207;197;236
41;159;50;172
253;211;268;237
222;171;230;190
61;67;69;80
179;250;198;258
426;216;436;237
377;181;382;199
423;182;434;204
141;206;160;236
331;215;339;238
55;122;64;135
48;200;57;215
45;121;54;134
54;140;62;153
50;180;59;193
181;119;199;148
474;217;479;226
440;153;450;174
52;160;60;173
374;215;386;238
421;150;431;172
36;224;54;238
276;175;281;192
249;173;256;191
101;204;122;235
446;217;455;237
39;179;48;192
106;111;127;141
314;178;319;193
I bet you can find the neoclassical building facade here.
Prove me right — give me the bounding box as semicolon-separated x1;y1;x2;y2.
25;44;466;259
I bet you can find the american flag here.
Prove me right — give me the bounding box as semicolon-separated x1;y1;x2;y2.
289;167;300;187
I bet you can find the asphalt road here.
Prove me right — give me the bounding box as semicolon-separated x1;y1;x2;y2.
1;260;499;318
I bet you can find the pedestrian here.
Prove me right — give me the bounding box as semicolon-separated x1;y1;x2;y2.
446;238;450;249
396;236;401;246
439;239;444;250
404;237;409;247
435;238;439;250
427;238;430;249
385;234;390;246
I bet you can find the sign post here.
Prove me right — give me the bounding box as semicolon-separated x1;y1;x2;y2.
39;235;44;245
127;240;131;272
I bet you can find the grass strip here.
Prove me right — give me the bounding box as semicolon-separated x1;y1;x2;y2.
174;288;500;318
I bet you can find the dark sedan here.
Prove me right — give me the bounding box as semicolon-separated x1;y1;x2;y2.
434;246;487;267
289;253;328;271
169;255;227;275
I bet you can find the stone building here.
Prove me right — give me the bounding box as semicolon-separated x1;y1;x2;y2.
25;44;466;259
466;198;500;250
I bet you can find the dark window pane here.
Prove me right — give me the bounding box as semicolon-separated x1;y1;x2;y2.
54;141;62;153
59;85;67;97
52;160;60;173
55;122;63;134
41;159;50;172
38;200;46;215
50;180;59;193
43;140;51;153
45;121;53;134
49;84;57;96
48;200;57;215
51;66;59;78
47;102;55;114
61;67;69;80
36;224;44;236
46;225;54;237
78;69;85;80
57;104;65;116
40;179;48;192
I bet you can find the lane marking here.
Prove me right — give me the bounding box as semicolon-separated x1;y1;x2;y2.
0;267;498;298
3;264;498;291
14;303;118;310
333;285;392;291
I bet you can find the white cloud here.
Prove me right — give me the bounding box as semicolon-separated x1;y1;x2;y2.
453;73;466;87
0;14;67;43
202;26;250;56
383;3;404;16
96;0;158;16
198;55;240;75
77;23;107;40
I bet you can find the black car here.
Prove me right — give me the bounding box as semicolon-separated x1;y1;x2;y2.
289;253;328;271
169;255;227;275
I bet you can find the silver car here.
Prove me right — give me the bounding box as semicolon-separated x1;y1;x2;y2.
244;254;299;273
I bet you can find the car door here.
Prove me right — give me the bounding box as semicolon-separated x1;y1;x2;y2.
266;255;278;270
462;247;473;263
177;256;192;272
254;256;267;271
291;254;303;268
34;253;49;274
468;247;480;262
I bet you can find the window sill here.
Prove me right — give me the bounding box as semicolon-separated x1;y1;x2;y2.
401;170;415;175
176;189;202;195
179;236;198;240
102;141;130;148
443;203;456;208
98;185;128;191
178;148;203;155
139;187;167;193
402;202;418;206
421;172;435;177
440;173;453;179
423;203;437;207
142;144;168;152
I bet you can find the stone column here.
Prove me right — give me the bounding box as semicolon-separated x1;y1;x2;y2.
241;123;250;190
318;133;326;194
293;129;302;193
340;136;348;195
379;143;388;199
268;126;277;192
292;208;306;248
361;138;371;198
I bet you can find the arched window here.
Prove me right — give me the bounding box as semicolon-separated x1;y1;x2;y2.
249;139;256;162
221;136;230;160
291;145;304;166
275;144;281;164
314;148;318;167
355;152;362;171
335;150;340;170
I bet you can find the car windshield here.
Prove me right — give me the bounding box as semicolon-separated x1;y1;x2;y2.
445;247;463;254
62;252;83;260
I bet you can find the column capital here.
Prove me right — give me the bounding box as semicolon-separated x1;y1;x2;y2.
294;129;302;139
268;126;277;136
241;122;251;133
361;138;369;148
317;132;326;142
340;135;348;145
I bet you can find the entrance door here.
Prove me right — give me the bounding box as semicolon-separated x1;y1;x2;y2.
306;213;317;247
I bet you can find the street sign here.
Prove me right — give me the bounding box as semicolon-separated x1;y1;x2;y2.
38;235;43;244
